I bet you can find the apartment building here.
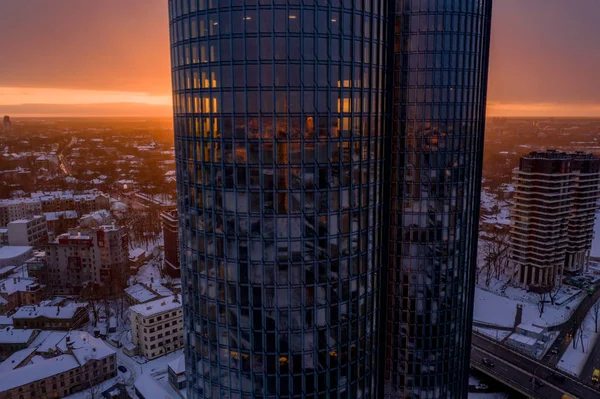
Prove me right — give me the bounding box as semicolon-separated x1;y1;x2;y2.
160;209;179;278
130;295;183;360
12;303;89;330
510;150;600;289
7;215;48;247
0;331;116;399
0;276;46;313
0;328;39;359
0;199;42;227
46;226;129;295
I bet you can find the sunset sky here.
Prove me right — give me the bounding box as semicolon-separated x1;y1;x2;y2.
0;0;598;117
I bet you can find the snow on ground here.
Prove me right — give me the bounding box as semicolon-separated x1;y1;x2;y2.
468;394;509;399
474;287;579;328
473;327;512;341
557;298;600;376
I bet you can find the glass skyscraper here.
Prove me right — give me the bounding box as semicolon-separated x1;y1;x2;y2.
169;0;492;398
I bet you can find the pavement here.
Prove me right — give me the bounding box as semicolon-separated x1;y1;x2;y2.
472;333;600;399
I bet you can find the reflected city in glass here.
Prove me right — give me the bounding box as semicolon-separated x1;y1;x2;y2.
170;0;492;397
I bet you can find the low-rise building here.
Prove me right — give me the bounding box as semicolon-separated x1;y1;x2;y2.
0;228;7;246
7;215;48;247
130;295;183;360
0;328;39;359
12;303;89;330
0;276;46;313
506;333;541;356
167;355;186;390
0;245;33;268
124;284;158;305
0;331;116;399
44;210;79;235
25;251;47;284
0;198;43;227
134;374;175;399
515;323;546;341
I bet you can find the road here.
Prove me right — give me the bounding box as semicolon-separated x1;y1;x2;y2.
472;346;565;399
581;333;600;386
473;333;600;399
543;280;600;366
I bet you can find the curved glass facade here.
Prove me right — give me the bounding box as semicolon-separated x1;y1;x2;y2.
169;0;389;397
384;1;493;398
170;0;492;398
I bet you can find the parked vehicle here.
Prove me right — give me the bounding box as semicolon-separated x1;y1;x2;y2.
482;358;495;368
118;365;127;373
592;369;600;383
475;384;489;391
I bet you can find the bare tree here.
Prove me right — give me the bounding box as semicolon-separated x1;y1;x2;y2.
86;382;102;399
593;301;600;333
578;324;586;353
81;283;102;327
537;290;548;318
548;283;561;306
479;232;510;287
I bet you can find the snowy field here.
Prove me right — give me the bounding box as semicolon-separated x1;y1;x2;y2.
557;299;600;376
473;326;512;341
474;287;580;328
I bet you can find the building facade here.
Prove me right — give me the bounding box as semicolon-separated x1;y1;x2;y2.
7;215;48;247
510;151;600;289
0;199;42;227
12;304;89;330
130;295;183;360
169;1;492;398
46;226;129;295
0;333;116;399
161;209;180;277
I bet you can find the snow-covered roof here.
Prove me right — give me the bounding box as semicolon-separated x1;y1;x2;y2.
517;323;545;335
43;210;78;221
12;303;86;320
8;215;45;225
0;316;13;326
0;246;33;260
130;295;182;318
0;277;42;296
0;347;36;372
35;331;68;353
167;354;185;375
129;248;146;259
125;284;158;303
152;284;174;298
0;266;16;275
0;327;37;344
508;333;538;346
134;374;175;399
58;331;115;364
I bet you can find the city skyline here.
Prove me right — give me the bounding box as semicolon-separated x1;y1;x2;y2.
1;0;599;117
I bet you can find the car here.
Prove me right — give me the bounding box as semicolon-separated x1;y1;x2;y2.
551;348;559;355
550;372;565;382
475;384;489;391
118;365;127;373
531;377;544;387
482;358;495;368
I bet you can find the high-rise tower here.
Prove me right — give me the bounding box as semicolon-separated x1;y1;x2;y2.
169;1;493;398
383;1;493;397
3;116;11;133
510;150;600;290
